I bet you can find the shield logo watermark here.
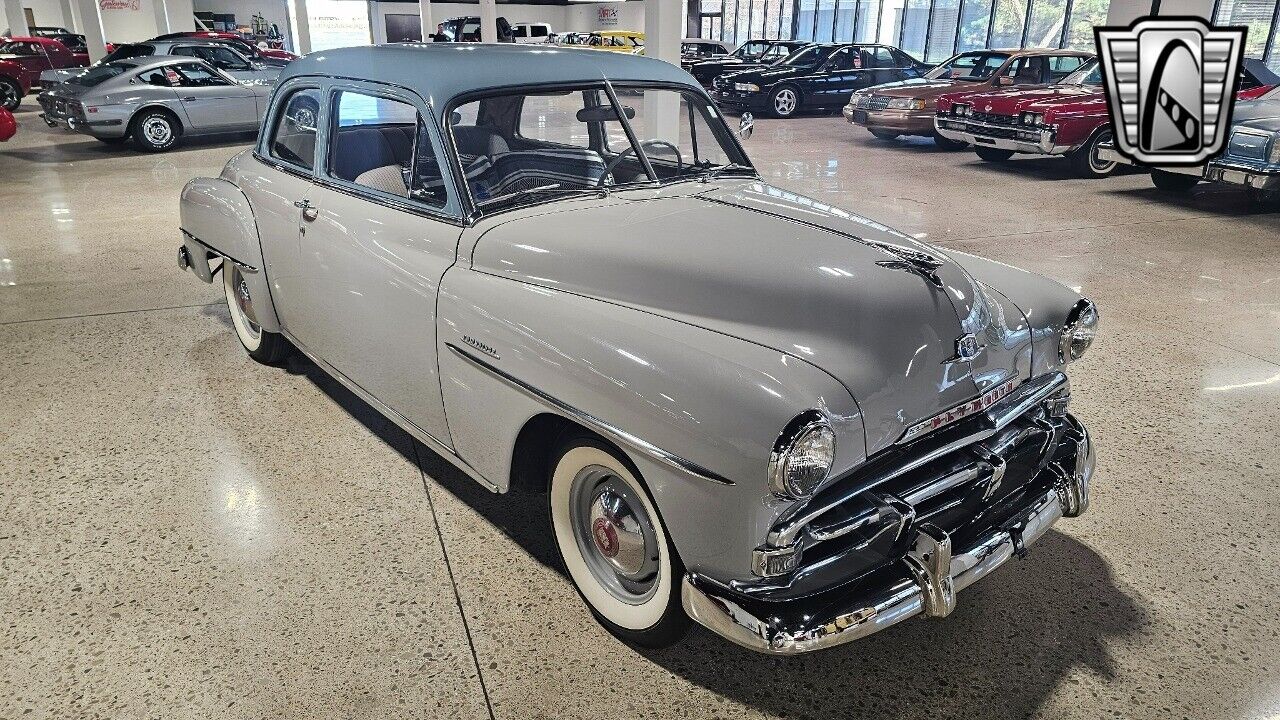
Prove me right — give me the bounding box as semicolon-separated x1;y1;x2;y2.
1095;17;1247;165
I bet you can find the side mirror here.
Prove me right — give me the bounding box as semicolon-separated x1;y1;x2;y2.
738;112;754;140
996;76;1014;86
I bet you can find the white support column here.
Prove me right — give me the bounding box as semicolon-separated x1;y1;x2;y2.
165;0;194;31
478;0;497;42
289;0;312;54
644;0;683;142
152;0;171;34
3;0;29;37
419;0;433;41
59;0;76;31
72;0;108;61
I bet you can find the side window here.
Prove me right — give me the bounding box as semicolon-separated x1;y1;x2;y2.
879;48;901;68
270;88;321;170
531;25;548;38
328;90;448;208
825;48;855;71
172;62;231;87
207;47;250;69
1048;56;1084;81
513;25;527;38
137;68;172;86
1004;57;1045;84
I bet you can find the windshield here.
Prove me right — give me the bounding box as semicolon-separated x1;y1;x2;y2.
779;45;833;67
926;51;1012;81
1063;59;1102;86
68;63;133;86
448;84;752;214
0;41;46;56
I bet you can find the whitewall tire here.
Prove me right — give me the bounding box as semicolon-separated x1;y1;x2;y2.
223;262;289;364
549;438;689;647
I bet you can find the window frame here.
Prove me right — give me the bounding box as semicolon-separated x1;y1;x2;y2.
260;81;325;175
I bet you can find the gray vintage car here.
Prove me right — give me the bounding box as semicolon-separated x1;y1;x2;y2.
177;44;1098;654
38;56;273;151
40;37;281;86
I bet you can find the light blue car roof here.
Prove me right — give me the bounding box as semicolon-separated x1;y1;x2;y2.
278;43;698;109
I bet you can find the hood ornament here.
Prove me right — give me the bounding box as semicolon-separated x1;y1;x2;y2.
871;242;945;288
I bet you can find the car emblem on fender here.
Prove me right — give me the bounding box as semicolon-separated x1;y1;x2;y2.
1095;16;1246;165
942;333;985;364
984;104;991;112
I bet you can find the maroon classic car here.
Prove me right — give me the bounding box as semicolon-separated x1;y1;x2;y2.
0;36;88;97
845;48;1093;148
0;57;32;110
935;58;1280;178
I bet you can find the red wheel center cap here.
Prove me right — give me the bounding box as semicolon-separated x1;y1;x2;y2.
592;517;619;558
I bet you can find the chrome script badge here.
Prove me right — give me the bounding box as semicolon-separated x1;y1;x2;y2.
1095;17;1246;165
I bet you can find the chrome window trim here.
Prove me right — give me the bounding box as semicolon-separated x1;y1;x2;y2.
445;342;735;486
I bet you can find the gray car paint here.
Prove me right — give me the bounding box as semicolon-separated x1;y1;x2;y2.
39;56;273;140
177;44;1088;584
41;39;280;85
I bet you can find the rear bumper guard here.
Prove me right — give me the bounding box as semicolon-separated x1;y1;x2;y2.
682;421;1094;654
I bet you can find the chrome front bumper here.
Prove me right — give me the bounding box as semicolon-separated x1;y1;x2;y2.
1100;146;1280;190
682;422;1095;654
935;117;1073;155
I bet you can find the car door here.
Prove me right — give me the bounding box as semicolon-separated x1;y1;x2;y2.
284;82;463;444
808;47;865;106
882;47;923;83
169;60;258;131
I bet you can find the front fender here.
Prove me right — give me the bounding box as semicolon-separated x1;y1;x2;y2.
179;177;281;333
436;268;866;582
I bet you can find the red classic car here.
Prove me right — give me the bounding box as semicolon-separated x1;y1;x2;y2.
0;57;32;110
935;58;1280;178
0;36;88;96
0;105;16;141
151;31;298;64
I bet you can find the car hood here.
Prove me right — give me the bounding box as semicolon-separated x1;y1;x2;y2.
471;180;1034;454
948;85;1105;114
866;77;978;99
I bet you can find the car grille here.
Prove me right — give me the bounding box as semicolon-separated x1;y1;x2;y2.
969;111;1018;126
751;373;1076;599
857;95;892;111
1226;129;1270;162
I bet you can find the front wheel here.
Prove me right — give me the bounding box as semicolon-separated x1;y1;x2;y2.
0;78;20;111
224;262;289;364
768;86;799;118
1150;168;1199;192
549;437;689;648
1069;129;1117;178
975;146;1015;162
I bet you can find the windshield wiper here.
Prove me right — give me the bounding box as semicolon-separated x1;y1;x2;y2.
476;184;605;212
699;162;756;182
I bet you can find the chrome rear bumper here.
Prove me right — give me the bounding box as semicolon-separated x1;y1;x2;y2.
1099;145;1280;190
682;422;1094;654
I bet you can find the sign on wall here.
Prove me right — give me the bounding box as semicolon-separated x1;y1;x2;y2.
99;0;140;11
597;6;619;27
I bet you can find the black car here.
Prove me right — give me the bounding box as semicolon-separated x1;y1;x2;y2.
686;39;809;87
713;43;930;118
434;16;514;43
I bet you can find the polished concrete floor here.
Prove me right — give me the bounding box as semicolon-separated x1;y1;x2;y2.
2;102;1278;720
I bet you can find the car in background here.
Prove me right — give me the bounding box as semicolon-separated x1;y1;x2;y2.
681;38;731;63
0;36;88;91
152;31;298;65
512;22;553;44
177;42;1098;656
713;43;928;118
0;105;15;141
1098;86;1280;202
685;39;808;86
558;32;591;46
935;57;1279;178
435;16;515;42
18;25;73;37
845;48;1092;148
587;31;644;54
0;57;31;110
37;56;273;151
42;37;281;85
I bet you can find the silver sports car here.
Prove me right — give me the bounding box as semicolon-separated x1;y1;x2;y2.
41;37;281;86
38;56;273;151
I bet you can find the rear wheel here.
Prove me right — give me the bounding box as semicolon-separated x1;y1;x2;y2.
130;109;181;152
1150;168;1199;192
769;86;800;118
975;146;1014;162
1069;128;1117;178
0;78;20;111
224;262;289;364
549;436;689;648
868;129;900;141
933;131;968;150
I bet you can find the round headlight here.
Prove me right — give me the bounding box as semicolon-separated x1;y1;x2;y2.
1059;300;1099;362
769;413;836;499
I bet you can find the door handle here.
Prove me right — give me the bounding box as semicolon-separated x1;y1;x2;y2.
294;199;318;221
182;96;197;101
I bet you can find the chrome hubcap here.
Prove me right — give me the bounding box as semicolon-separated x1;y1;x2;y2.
0;83;16;108
1091;131;1116;173
570;465;659;604
229;265;261;339
775;89;796;115
142;116;172;145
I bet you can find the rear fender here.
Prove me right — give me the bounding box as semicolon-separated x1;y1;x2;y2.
179;177;281;332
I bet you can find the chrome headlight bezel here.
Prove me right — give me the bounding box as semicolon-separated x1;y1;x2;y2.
888;97;926;110
768;411;836;500
1268;134;1280;165
1059;299;1100;363
1020;111;1045;126
952;103;971;117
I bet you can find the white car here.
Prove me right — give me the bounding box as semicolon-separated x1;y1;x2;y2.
511;22;553;44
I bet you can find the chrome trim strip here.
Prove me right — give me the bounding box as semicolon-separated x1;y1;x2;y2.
991;373;1068;431
283;330;500;492
181;230;259;272
901;465;984;506
445;342;735;486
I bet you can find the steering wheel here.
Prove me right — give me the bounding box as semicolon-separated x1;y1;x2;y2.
598;139;683;187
